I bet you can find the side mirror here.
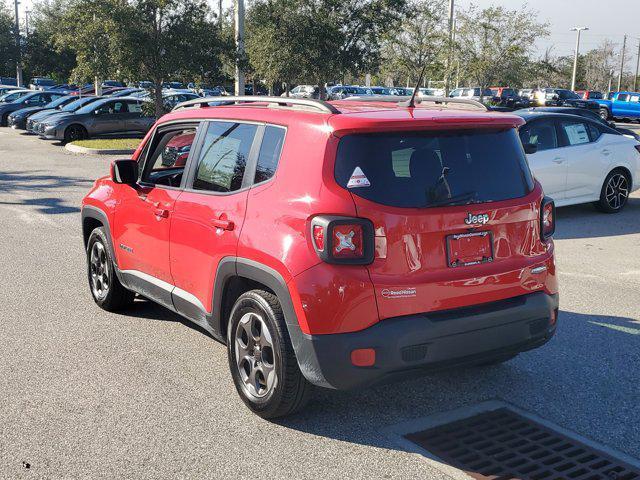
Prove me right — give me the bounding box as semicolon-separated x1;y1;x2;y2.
523;143;538;155
111;159;138;185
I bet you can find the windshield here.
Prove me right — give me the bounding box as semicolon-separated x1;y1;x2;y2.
0;91;27;102
62;97;98;112
558;90;579;99
589;91;603;99
46;96;73;108
76;99;109;114
335;129;534;208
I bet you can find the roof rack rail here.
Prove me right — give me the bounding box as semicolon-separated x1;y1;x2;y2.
343;95;489;112
172;95;341;114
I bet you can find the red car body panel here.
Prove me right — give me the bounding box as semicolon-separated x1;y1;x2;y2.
83;101;557;337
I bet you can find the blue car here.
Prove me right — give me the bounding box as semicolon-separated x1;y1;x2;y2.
596;91;640;122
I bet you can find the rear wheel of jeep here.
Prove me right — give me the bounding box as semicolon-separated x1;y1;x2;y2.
86;227;135;311
227;290;312;418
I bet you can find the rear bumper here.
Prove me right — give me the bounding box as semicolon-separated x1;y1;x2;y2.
291;291;559;390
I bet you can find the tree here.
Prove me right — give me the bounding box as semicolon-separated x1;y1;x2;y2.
22;0;77;82
0;1;17;78
55;0;121;87
455;5;549;100
379;0;448;88
246;0;408;97
113;0;224;116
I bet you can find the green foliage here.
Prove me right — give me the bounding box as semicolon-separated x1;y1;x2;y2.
246;0;408;93
455;5;549;95
0;1;17;77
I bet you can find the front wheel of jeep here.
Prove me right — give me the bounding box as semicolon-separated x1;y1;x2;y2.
227;290;312;419
86;227;135;311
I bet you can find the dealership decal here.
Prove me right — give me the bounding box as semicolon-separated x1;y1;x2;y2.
381;287;417;298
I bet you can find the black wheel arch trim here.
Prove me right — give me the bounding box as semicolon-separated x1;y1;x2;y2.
81;205;126;285
211;257;331;387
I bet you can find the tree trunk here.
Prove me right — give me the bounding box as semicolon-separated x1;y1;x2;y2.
318;80;325;100
154;79;164;118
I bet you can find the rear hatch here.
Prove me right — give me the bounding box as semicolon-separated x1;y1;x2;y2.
334;126;549;320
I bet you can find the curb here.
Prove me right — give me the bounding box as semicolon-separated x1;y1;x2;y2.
65;143;135;155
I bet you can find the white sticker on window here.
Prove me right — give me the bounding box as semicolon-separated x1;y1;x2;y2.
347;166;371;188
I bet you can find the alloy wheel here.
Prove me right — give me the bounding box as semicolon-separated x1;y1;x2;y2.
90;241;110;300
605;173;629;210
234;312;277;400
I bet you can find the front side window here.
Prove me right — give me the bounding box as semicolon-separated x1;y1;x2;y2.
193;122;258;193
618;94;629;102
520;120;558;152
335;128;534;208
254;126;285;184
141;126;199;187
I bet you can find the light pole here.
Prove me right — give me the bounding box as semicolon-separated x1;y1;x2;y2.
13;0;23;87
617;34;627;92
634;40;640;92
570;27;588;91
444;0;455;96
234;0;245;96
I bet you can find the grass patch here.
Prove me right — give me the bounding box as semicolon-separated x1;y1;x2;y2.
71;138;141;150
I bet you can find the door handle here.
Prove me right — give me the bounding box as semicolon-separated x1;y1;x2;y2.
154;208;169;218
552;157;564;164
212;218;234;231
601;149;611;156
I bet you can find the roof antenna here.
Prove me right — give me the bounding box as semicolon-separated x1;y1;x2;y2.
399;63;429;108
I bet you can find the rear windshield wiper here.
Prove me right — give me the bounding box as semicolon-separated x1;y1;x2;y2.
427;191;479;208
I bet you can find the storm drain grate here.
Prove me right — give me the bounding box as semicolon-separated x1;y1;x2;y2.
405;408;640;480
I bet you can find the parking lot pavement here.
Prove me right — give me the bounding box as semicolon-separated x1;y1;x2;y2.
0;127;638;479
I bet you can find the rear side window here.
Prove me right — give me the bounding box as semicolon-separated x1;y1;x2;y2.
335;129;534;208
254;126;285;184
560;121;590;146
193;121;258;193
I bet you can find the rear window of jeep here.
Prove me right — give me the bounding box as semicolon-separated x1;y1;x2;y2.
335;128;534;208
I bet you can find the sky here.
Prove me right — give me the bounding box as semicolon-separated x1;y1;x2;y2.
12;0;640;65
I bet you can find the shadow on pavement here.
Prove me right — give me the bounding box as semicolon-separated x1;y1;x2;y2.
121;296;640;459
554;197;640;239
0;170;91;215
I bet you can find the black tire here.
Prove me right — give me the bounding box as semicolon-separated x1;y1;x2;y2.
594;169;631;213
599;108;610;121
476;353;517;367
64;124;87;143
86;227;135;311
227;290;312;418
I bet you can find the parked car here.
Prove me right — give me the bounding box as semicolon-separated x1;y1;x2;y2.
0;77;17;86
521;106;615;128
516;111;640;212
27;96;101;133
70;85;96;96
327;85;372;100
37;97;154;142
81;96;559;418
162;91;200;109
283;85;319;99
197;86;224;97
532;88;599;110
29;77;56;90
102;80;126;88
7;95;78;129
0;91;66;126
0;86;28;97
594;91;640;122
575;90;604;100
418;87;445;97
518;89;534;100
109;88;145;98
137;81;154;89
449;87;494;102
490;87;530;109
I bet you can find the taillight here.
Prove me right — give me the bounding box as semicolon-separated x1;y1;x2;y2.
540;196;555;241
310;216;374;265
312;225;325;251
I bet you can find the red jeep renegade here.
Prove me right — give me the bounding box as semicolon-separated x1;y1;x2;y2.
81;96;559;418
